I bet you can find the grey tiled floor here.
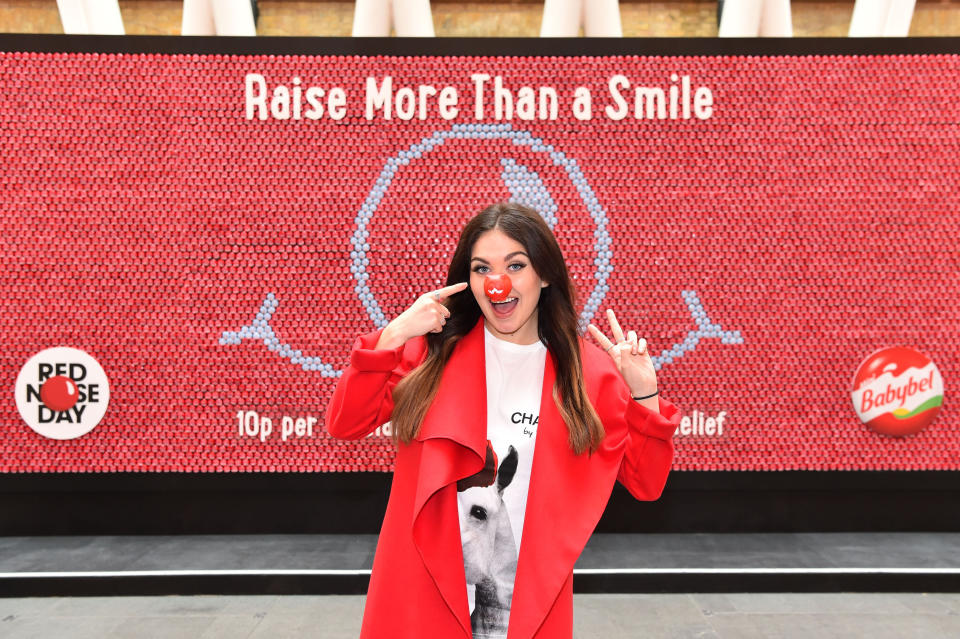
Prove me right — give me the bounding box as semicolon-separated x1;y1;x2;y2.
4;534;960;637
5;533;960;572
2;593;960;638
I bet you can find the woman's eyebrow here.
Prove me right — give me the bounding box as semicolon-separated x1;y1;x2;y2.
470;251;529;263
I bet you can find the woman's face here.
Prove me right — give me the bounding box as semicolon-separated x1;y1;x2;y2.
469;228;548;345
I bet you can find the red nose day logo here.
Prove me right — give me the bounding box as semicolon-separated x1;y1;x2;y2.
15;347;110;440
851;346;943;437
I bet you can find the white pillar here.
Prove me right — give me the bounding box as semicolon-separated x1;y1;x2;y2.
57;0;125;34
353;0;433;37
758;0;792;37
583;0;622;37
849;0;886;36
718;0;762;36
541;0;581;37
882;0;916;37
849;0;916;37
211;0;256;35
353;0;392;36
85;0;125;33
57;0;90;33
542;0;622;37
182;0;216;35
720;0;791;37
183;0;255;35
392;0;435;37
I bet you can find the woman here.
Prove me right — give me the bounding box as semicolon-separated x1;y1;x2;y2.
327;201;680;638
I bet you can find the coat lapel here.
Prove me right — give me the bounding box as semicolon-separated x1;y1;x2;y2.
411;318;488;638
508;348;624;639
409;321;624;639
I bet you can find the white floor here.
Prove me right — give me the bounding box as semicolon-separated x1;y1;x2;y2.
3;593;960;638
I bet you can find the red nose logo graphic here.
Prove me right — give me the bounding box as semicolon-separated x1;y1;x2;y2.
40;375;79;412
484;274;512;302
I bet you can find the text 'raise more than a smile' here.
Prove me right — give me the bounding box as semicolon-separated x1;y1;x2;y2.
245;74;715;123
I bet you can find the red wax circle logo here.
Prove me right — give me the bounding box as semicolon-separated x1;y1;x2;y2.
851;346;944;437
39;375;79;412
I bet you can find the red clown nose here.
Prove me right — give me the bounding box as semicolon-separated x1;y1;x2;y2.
483;274;512;303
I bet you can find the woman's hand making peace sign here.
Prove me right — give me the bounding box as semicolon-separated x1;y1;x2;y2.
588;309;658;402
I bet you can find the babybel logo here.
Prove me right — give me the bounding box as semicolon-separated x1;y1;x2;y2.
850;346;943;437
14;347;111;440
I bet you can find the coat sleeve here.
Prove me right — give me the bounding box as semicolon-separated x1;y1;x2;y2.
585;340;682;501
325;329;428;440
615;393;681;501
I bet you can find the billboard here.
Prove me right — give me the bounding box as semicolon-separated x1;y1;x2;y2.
3;39;956;472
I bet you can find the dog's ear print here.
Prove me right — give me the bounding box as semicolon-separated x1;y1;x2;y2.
457;440;499;492
496;445;519;493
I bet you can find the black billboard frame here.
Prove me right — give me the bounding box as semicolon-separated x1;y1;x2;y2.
1;34;957;535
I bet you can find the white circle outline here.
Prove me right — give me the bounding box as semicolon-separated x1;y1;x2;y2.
350;123;612;331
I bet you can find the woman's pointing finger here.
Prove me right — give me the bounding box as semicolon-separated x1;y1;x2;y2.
433;281;469;302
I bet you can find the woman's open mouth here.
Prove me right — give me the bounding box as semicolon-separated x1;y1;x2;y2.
491;297;519;318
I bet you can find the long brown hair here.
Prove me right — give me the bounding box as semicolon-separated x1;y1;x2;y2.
390;202;604;455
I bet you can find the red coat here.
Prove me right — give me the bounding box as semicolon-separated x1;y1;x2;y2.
326;318;680;638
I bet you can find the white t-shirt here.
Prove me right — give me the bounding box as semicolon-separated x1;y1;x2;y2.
457;325;547;638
